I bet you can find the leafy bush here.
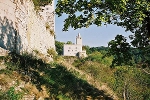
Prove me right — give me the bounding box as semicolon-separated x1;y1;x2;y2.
73;51;112;67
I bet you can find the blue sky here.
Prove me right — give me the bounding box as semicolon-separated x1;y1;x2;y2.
55;16;132;47
54;1;132;47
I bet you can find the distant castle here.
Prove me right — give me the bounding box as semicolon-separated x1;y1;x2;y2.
63;33;87;57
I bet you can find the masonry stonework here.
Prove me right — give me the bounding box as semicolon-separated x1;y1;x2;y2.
0;0;55;55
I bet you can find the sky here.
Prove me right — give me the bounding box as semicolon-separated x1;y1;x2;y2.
54;1;132;47
55;16;132;47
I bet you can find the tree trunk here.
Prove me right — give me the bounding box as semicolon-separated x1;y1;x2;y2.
123;81;130;100
123;82;127;100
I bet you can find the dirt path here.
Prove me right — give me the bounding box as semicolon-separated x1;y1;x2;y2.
57;60;119;100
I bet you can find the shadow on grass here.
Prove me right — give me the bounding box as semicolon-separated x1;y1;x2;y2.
4;52;113;100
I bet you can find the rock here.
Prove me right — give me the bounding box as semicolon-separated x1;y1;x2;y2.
0;63;6;70
0;47;9;56
0;0;55;56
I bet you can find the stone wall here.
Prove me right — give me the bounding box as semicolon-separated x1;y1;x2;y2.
0;0;55;55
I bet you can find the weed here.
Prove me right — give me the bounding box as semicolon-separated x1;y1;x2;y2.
47;48;57;58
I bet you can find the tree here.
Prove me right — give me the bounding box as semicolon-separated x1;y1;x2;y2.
66;41;73;44
56;0;150;67
107;35;132;67
89;46;109;53
55;40;64;55
82;45;91;54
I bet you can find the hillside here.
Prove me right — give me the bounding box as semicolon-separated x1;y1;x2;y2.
71;51;150;100
0;52;117;100
1;49;150;100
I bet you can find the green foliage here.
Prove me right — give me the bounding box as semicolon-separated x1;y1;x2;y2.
0;87;22;100
89;46;109;54
107;35;132;67
56;0;150;33
87;51;112;65
82;45;109;55
56;93;70;100
66;41;72;44
32;0;52;7
6;87;22;100
55;40;65;55
130;47;150;67
82;45;91;54
113;66;150;99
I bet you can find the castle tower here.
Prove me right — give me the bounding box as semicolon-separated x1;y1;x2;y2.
76;33;82;45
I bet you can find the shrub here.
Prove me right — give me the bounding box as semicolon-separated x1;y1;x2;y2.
47;48;57;58
0;87;23;100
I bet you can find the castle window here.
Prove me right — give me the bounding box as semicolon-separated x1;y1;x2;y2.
76;47;77;49
68;50;70;52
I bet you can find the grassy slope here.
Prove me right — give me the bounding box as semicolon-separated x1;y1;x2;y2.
58;60;118;100
0;53;114;100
